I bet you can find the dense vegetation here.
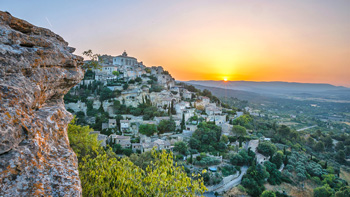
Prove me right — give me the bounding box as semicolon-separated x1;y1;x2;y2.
67;119;207;196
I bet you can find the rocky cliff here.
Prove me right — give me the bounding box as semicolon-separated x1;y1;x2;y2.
0;11;84;196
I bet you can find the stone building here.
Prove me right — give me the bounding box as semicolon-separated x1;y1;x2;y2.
109;134;131;149
65;100;87;115
120;120;130;132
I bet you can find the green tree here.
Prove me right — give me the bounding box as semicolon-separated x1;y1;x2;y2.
322;136;333;149
232;125;247;137
79;149;207;196
232;114;253;129
135;77;142;83
82;50;102;70
241;164;268;196
174;141;188;155
123;83;129;90
335;141;345;151
180;113;186;132
313;184;333;197
112;71;120;81
100;87;114;101
67;118;103;161
335;186;350;197
277;125;291;137
261;190;276;197
189;122;222;153
257;141;277;157
221;135;229;144
157;118;176;134
335;150;346;163
314;141;325;152
271;151;284;169
139;124;158;136
264;161;282;185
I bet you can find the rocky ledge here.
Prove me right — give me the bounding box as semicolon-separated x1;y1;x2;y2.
0;11;84;196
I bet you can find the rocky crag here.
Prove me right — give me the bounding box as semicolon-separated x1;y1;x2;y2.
0;11;84;196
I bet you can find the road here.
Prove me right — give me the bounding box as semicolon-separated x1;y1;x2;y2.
213;166;248;193
297;125;317;131
211;140;251;193
204;140;253;195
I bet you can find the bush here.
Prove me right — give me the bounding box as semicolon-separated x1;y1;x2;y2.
220;165;237;177
313;184;333;197
173;141;188;155
311;176;321;185
257;141;277;157
306;162;323;177
139;124;157;136
285;164;294;172
194;156;220;167
203;172;223;185
265;161;282;185
261;190;276;197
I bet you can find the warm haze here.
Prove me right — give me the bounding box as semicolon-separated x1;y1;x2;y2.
2;0;349;86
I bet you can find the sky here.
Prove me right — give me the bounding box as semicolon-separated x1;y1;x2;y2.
1;0;350;87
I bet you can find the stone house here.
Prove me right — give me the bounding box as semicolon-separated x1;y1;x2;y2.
220;123;233;136
150;66;164;75
153;139;172;151
205;106;222;116
108;119;117;128
154;116;170;124
183;108;195;122
169;134;184;145
185;124;198;132
131;143;142;152
97;134;108;147
102;123;109;130
182;89;193;100
199;96;210;105
65;100;87;115
109;134;131;148
92;100;101;109
175;101;190;115
120;120;130;132
235;112;244;118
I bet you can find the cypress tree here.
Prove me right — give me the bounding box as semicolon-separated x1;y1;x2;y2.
181;113;185;132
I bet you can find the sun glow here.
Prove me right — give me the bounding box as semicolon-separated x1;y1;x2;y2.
223;78;228;82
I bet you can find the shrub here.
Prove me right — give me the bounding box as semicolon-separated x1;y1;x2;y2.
313;184;333;197
311;176;321;185
306;162;323;177
257;141;277;157
194;156;220;167
220;165;237;177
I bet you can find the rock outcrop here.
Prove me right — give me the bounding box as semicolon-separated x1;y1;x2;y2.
0;11;84;196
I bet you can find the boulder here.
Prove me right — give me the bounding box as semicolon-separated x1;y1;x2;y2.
0;11;83;196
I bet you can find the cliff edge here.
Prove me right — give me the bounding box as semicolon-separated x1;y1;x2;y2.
0;11;84;196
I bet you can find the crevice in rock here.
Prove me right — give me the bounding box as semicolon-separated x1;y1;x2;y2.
20;43;34;48
0;146;12;156
21;68;32;77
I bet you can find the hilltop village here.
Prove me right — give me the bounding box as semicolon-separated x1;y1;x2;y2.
64;51;350;196
65;51;242;154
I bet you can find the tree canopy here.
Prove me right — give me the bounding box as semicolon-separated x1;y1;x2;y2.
139;124;158;136
68;120;207;196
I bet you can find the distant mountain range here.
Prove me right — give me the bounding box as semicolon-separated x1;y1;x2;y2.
184;80;350;103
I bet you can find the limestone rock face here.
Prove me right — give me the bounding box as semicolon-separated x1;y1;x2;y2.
0;11;84;196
